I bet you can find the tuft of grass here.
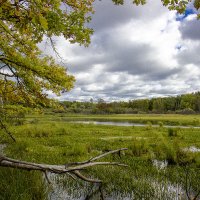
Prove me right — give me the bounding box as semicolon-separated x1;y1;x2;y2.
168;128;178;137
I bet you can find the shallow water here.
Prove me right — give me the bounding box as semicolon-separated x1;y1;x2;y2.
152;159;168;170
183;146;200;152
48;173;189;200
69;120;200;129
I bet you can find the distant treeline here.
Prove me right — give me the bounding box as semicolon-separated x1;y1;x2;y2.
59;92;200;114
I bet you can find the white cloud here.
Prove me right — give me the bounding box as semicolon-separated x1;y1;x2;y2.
41;1;200;102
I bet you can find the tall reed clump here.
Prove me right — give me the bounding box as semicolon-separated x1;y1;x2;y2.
129;139;149;157
0;168;48;200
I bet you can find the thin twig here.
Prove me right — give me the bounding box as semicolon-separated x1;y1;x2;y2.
0;119;16;142
73;170;102;183
44;170;51;184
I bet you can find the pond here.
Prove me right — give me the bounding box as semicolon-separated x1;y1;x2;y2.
69;120;200;129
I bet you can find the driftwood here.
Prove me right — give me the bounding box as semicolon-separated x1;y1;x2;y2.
0;148;128;183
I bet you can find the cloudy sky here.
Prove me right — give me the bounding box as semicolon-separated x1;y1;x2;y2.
42;0;200;102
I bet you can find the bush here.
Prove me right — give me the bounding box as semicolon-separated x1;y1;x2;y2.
176;108;195;114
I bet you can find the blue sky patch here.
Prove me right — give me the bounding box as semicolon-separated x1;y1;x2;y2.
176;8;196;21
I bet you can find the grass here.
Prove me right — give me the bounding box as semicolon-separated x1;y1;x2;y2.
0;169;48;200
0;113;200;199
42;113;200;126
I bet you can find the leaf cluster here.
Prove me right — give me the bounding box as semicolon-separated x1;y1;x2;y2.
0;0;96;108
112;0;200;17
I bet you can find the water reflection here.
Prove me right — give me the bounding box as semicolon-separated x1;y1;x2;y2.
48;172;189;200
152;160;168;170
69;121;200;129
183;146;200;152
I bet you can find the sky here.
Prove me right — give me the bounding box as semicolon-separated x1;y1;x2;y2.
41;0;200;102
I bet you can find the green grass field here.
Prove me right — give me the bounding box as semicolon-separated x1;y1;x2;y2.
0;113;200;199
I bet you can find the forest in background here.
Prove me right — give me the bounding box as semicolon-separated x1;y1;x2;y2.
2;92;200;127
60;92;200;114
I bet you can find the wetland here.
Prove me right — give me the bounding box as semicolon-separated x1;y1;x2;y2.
0;113;200;200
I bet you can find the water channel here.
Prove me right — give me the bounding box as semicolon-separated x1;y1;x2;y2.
69;120;200;129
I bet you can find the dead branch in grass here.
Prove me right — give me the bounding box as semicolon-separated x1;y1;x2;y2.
0;148;128;183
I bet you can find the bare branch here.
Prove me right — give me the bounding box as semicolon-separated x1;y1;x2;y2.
0;119;16;142
0;148;128;183
89;148;127;162
65;148;128;167
0;64;7;70
73;170;102;183
49;37;64;61
44;170;51;184
66;172;77;180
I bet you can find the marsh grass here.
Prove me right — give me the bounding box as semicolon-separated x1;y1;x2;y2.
0;169;48;200
46;113;200;126
0;114;200;199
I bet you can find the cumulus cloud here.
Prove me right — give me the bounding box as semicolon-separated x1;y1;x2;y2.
179;14;200;40
40;0;200;102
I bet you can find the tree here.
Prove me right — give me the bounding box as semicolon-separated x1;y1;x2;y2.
0;0;200;190
152;98;165;113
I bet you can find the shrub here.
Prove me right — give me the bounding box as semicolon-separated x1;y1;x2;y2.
176;108;195;114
